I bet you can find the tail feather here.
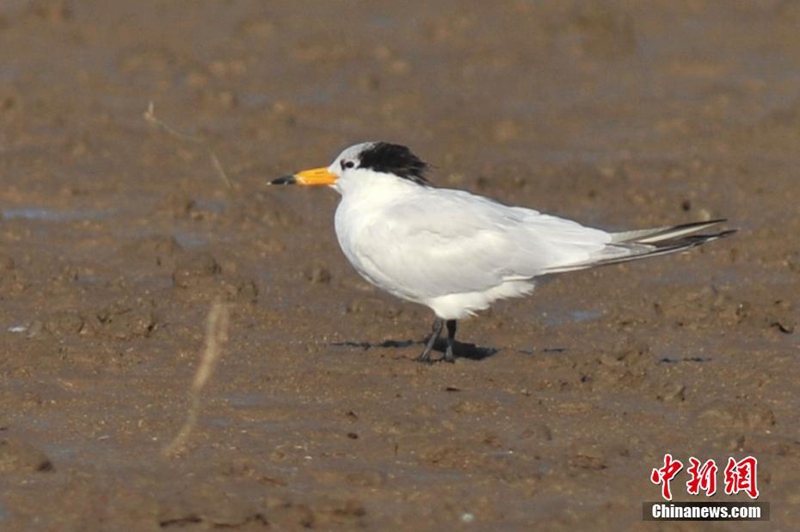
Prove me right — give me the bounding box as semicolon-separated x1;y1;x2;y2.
610;219;729;244
544;219;736;274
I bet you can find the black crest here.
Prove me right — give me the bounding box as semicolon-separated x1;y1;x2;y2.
357;142;431;186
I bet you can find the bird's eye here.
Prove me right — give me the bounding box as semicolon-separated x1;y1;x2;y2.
341;160;355;170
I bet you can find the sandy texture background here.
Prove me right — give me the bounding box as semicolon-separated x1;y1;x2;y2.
1;1;798;530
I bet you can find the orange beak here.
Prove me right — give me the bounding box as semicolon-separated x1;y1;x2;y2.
270;167;337;186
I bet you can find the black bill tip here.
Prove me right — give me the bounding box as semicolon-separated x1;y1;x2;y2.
269;175;297;185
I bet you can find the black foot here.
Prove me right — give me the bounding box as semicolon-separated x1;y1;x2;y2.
416;318;443;363
442;347;455;363
415;318;458;363
443;319;456;363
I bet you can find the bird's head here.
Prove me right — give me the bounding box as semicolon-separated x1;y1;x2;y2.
270;142;431;192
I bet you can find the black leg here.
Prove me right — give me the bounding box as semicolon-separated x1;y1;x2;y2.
416;317;443;362
443;320;457;362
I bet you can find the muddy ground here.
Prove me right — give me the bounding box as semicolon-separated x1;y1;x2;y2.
0;1;798;530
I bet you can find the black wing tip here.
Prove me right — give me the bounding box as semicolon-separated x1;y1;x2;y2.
542;220;736;275
657;227;737;249
684;226;737;242
638;219;736;245
691;227;737;239
714;228;737;239
670;218;728;231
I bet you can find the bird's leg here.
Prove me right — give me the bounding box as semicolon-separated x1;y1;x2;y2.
416;317;444;362
443;320;457;362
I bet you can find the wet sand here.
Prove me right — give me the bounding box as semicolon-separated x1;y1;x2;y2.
0;1;798;530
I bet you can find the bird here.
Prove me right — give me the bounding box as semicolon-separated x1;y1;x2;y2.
270;141;735;363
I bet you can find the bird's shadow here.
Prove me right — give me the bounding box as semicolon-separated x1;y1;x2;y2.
331;338;499;361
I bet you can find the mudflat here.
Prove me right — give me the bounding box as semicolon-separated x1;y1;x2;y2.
0;2;796;529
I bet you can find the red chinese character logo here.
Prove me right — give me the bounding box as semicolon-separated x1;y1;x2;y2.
724;456;759;499
686;457;718;496
651;453;684;501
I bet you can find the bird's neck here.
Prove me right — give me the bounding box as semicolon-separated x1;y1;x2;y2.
337;172;422;210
